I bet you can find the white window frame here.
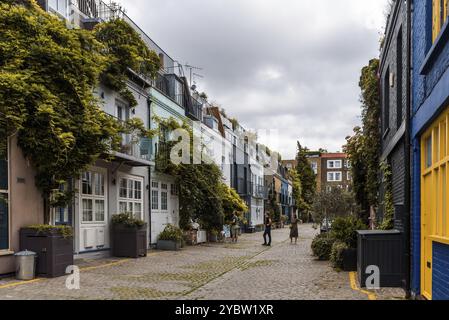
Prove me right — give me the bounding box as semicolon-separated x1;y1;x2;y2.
0;138;10;252
327;160;342;169
327;171;343;182
118;174;144;220
161;183;169;212
79;168;108;225
345;160;352;169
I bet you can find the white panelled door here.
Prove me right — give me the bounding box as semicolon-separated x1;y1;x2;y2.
78;168;108;252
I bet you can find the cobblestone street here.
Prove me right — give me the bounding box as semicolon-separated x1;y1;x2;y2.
0;224;405;300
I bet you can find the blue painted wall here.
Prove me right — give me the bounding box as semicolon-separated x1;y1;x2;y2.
433;242;449;300
411;0;449;297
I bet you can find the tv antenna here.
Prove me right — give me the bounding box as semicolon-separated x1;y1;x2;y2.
184;64;203;88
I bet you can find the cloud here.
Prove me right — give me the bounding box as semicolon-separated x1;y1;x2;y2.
119;0;388;158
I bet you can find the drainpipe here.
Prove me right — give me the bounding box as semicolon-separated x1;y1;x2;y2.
404;0;413;299
148;99;153;248
148;165;152;248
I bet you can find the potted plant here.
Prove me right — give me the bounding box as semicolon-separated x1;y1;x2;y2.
209;230;219;243
20;225;74;278
111;213;147;258
157;224;183;251
329;216;367;271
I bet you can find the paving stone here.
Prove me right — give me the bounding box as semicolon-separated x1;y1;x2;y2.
0;225;406;300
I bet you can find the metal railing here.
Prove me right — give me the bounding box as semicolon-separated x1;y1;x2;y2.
105;114;152;162
69;0;123;21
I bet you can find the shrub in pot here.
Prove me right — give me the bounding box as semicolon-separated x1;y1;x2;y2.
157;224;183;251
329;216;366;271
111;213;147;258
20;225;74;278
330;241;348;269
209;230;219;243
330;216;367;249
311;233;335;261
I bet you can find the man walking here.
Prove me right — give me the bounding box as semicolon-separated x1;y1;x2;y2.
263;214;272;246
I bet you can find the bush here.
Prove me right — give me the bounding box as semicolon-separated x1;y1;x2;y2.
330;241;349;269
330;216;367;248
311;233;335;260
112;213;146;228
158;224;183;242
26;225;73;239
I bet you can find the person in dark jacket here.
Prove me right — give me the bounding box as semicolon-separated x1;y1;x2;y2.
290;213;299;244
263;214;272;246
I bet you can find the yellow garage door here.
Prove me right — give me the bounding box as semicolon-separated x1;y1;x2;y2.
421;107;449;300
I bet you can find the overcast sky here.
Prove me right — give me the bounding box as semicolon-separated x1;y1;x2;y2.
119;0;389;159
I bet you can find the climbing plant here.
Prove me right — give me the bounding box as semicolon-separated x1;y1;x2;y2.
379;161;394;230
0;1;158;223
153;117;228;232
94;18;161;108
344;59;381;224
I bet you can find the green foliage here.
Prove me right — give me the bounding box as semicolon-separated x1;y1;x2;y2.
289;169;307;220
295;142;316;212
344;59;381;222
220;183;248;224
330;241;349;269
379;162;395;230
0;2;158;223
94;18;161;108
26;224;73;239
311;233;335;261
153;117;226;232
0;2;119;222
330;216;367;249
158;224;183;242
111;213;145;228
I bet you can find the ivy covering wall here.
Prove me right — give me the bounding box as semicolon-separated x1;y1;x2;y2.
0;1;160;222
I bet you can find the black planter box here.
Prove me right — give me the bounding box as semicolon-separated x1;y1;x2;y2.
20;228;74;278
343;248;357;272
157;240;181;251
357;230;404;288
112;225;148;258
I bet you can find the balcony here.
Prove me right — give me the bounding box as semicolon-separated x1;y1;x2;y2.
154;73;186;108
104;114;153;166
250;183;266;199
186;96;203;121
113;134;153;167
69;0;122;25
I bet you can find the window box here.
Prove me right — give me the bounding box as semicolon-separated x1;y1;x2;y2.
157;240;181;251
20;227;74;278
112;224;148;258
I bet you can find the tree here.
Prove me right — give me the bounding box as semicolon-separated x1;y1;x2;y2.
220;183;248;224
344;59;381;226
295;142;317;215
312;188;360;225
289;169;307;221
0;1;159;223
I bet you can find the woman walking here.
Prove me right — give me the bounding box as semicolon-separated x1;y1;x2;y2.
230;212;239;243
290;214;299;244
